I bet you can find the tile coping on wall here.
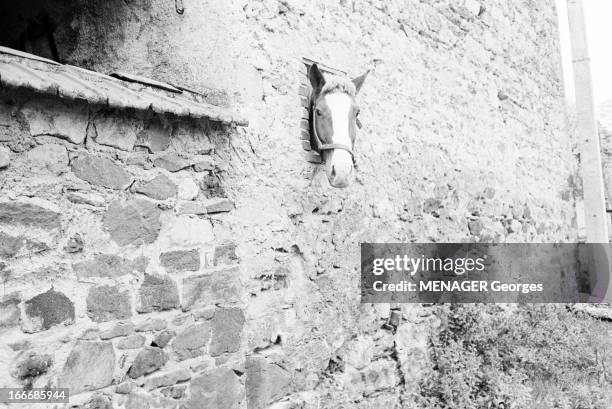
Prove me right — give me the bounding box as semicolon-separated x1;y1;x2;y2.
0;46;248;126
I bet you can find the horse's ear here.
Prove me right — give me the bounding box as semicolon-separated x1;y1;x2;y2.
308;64;326;92
352;70;369;94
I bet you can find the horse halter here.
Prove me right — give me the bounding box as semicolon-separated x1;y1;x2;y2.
310;95;357;166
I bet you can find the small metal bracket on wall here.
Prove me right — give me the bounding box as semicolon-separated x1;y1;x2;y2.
175;0;185;14
299;57;347;164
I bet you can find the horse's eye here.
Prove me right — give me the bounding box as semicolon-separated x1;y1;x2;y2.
315;108;322;116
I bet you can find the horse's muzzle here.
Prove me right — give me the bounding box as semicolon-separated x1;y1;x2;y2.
325;150;354;188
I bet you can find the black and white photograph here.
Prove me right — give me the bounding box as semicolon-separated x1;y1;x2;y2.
1;1;612;408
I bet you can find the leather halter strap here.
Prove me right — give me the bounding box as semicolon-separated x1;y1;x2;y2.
310;96;356;164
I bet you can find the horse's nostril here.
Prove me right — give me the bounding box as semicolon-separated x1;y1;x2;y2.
331;165;336;178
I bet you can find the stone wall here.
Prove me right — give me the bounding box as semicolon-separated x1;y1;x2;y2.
0;91;247;407
0;1;577;408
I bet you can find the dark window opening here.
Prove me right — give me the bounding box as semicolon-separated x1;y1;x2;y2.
0;1;79;63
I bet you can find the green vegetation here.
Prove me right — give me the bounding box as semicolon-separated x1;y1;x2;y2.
418;304;612;409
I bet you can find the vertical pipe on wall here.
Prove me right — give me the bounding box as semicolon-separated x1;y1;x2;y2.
566;0;609;243
566;0;612;302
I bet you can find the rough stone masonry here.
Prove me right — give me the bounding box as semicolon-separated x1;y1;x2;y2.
0;1;577;408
